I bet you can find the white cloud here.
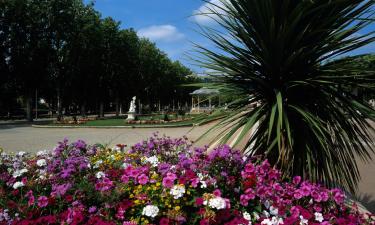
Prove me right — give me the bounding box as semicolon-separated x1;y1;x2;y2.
192;0;227;25
138;25;185;42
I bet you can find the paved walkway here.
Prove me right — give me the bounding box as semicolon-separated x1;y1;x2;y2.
0;124;212;153
0;123;374;213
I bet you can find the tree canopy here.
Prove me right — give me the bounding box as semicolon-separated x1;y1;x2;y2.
0;0;196;120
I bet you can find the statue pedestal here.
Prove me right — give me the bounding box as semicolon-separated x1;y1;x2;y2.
126;112;136;121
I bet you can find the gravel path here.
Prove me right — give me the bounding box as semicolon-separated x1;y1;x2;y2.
0;124;211;153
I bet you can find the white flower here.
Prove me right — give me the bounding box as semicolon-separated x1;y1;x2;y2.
170;184;185;199
109;155;115;160
94;160;103;168
263;210;270;218
314;212;324;222
96;171;105;179
12;181;24;189
200;180;207;188
264;200;271;209
141;205;159;218
261;216;283;225
17;152;26;157
122;163;129;168
299;215;308;225
36;159;47;167
12;168;28;178
208;196;226;210
270;206;279;216
243;211;252;221
253;212;260;220
36;150;48;156
145;156;159;167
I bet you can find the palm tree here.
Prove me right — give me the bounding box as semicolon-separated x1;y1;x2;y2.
195;0;375;192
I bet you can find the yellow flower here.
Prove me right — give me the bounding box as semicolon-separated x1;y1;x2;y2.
175;206;181;211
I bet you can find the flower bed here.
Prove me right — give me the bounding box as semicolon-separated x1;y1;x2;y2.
0;135;373;225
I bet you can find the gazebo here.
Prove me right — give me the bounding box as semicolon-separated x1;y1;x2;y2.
190;87;220;113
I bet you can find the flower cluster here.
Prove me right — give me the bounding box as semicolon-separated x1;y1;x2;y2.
0;134;373;225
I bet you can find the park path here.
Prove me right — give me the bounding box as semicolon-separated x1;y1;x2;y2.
0;123;374;212
0;124;211;153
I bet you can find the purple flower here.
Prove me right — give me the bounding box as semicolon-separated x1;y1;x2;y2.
37;196;48;208
51;183;72;197
88;206;97;214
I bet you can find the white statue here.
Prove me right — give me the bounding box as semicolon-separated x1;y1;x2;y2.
129;96;136;113
127;96;137;120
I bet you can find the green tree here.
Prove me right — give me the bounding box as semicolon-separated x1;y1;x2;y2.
4;0;51;121
196;0;375;192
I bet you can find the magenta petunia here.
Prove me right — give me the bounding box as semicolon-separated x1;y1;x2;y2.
37;196;48;208
137;174;149;185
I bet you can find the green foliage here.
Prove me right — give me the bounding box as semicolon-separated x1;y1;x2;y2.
0;0;196;119
196;0;375;192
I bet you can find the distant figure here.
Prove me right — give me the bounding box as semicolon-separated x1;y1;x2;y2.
129;96;136;113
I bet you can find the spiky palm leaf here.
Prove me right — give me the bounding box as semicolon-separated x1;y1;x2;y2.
194;0;375;192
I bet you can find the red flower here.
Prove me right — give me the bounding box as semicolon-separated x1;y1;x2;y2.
159;217;170;225
48;196;56;206
198;208;206;215
200;219;210;225
12;189;19;196
7;200;17;209
65;195;73;202
195;197;204;206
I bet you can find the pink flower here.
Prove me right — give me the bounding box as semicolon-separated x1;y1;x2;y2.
162;172;177;188
331;189;345;204
37;196;48;208
162;177;174;188
293;176;301;185
121;175;129;183
293;190;303;199
123;222;137;225
95;178;114;191
166;172;177;180
25;190;34;206
213;189;221;197
137;174;149;185
300;183;312;196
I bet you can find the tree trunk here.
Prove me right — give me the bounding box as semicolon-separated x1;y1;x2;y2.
57;89;63;121
81;104;86;117
99;101;104;118
115;97;120;116
25;96;33;122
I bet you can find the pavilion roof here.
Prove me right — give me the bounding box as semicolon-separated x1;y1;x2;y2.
190;87;219;96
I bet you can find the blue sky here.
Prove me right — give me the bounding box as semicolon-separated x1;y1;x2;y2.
87;0;374;73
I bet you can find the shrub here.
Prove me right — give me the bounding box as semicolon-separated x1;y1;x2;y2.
0;136;373;224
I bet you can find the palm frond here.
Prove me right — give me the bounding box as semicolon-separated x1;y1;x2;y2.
194;0;375;192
